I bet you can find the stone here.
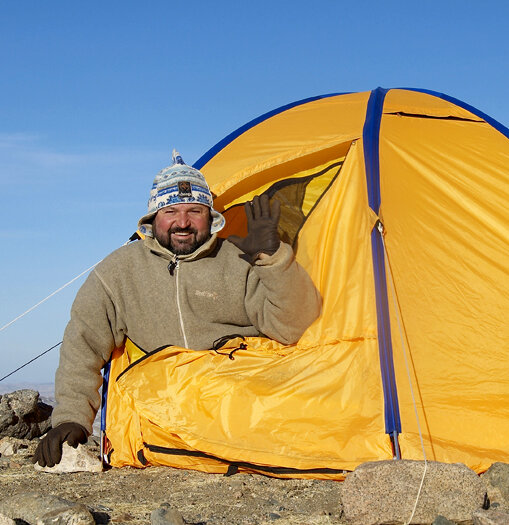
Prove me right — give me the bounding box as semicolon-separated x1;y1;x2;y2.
342;460;486;525
151;503;185;525
0;438;17;457
432;516;457;524
0;514;15;525
34;442;102;473
0;390;52;439
472;507;509;524
0;436;32;457
481;463;509;508
0;493;94;525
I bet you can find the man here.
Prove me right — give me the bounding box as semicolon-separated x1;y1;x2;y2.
33;151;322;467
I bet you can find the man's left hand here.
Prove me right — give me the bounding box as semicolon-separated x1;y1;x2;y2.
229;195;281;262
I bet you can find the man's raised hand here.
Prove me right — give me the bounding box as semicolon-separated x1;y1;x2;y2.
229;195;281;262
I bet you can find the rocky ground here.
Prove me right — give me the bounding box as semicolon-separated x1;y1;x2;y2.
0;438;343;524
1;389;508;525
3;438;509;525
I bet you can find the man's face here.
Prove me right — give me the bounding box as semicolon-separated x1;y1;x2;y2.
153;203;212;255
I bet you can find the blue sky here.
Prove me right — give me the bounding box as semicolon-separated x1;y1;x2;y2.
1;1;508;384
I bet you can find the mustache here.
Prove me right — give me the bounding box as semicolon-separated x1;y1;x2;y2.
169;227;198;235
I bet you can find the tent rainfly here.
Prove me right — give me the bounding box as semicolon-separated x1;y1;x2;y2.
103;88;509;479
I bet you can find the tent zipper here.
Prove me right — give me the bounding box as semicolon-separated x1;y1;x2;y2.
168;257;189;349
141;443;349;476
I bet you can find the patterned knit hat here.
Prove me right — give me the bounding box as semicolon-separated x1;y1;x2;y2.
138;150;225;236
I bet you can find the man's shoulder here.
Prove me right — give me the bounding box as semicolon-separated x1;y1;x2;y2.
95;239;147;273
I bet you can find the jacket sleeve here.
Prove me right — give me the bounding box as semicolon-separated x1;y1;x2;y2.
51;268;126;435
244;242;322;344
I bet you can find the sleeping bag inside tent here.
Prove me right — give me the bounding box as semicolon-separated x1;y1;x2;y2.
102;88;509;478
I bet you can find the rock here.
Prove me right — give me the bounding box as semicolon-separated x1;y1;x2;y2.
0;514;16;525
342;460;486;525
0;438;18;457
34;442;102;473
432;516;457;524
0;436;33;457
0;492;94;525
472;507;509;524
151;503;185;525
0;390;52;439
482;463;509;508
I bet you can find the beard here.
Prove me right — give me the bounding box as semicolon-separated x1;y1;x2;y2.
153;224;211;255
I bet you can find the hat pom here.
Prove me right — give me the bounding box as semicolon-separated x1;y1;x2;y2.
172;149;185;165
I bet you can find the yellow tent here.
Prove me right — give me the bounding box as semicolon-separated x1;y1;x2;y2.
103;88;509;478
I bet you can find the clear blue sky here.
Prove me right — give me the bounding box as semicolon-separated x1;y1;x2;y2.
1;0;508;384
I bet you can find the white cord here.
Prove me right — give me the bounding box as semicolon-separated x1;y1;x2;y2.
379;224;428;525
0;260;104;333
406;461;428;524
0;237;135;334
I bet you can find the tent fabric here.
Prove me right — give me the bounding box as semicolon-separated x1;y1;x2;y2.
104;88;509;477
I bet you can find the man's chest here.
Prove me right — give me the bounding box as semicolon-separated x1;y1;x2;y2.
120;254;253;347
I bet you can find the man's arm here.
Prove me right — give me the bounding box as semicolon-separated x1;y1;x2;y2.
52;269;124;431
34;267;125;466
245;242;321;344
229;195;321;344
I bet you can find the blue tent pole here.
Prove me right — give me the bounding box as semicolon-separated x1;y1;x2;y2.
363;88;402;456
99;360;111;466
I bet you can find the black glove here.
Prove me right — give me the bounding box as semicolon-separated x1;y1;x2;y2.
32;422;88;467
229;195;281;262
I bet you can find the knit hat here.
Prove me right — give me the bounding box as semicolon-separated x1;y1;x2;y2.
138;150;225;236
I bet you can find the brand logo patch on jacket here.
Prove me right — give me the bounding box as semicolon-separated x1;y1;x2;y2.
195;290;218;300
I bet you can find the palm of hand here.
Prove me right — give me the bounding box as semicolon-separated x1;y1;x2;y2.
229;195;281;261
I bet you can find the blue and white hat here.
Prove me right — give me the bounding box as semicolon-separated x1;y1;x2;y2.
138;150;225;236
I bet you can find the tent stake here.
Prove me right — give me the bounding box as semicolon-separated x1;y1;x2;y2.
391;431;401;459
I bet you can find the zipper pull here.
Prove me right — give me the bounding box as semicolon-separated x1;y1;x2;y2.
168;256;179;276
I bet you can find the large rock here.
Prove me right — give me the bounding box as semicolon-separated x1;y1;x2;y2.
342;460;486;524
34;442;102;473
0;493;94;525
482;463;509;508
0;390;52;439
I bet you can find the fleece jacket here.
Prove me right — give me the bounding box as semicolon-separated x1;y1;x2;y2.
52;235;322;434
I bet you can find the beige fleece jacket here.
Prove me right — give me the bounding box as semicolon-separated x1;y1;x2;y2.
52;235;321;433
